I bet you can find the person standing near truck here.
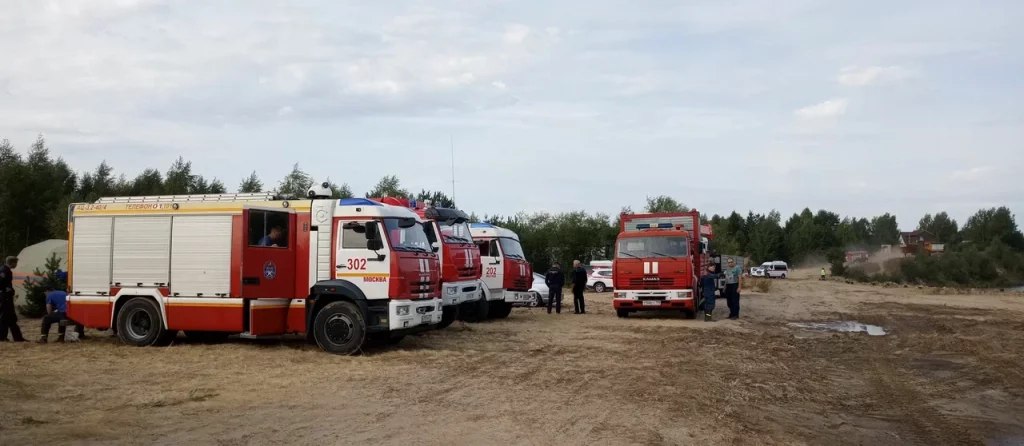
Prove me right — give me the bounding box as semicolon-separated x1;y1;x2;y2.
544;263;565;314
571;260;587;314
0;256;27;342
699;264;720;322
723;258;743;320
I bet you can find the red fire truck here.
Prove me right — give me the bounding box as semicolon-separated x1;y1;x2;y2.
381;198;485;326
611;211;715;318
469;223;533;318
65;186;442;355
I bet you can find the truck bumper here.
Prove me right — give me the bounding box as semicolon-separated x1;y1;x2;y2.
386;298;443;331
440;280;482;307
612;289;695;311
503;289;536;307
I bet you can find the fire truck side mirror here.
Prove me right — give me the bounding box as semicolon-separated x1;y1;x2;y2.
364;222;383;252
431;241;440;253
367;239;384;251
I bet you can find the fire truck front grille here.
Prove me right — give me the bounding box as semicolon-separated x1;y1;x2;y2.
411;280;436;295
629;277;675;289
510;277;530;291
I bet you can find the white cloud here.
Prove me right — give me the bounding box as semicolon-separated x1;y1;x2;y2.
795;98;848;119
491;81;507;90
503;24;531;44
276;106;293;117
950;166;994;181
838;66;913;87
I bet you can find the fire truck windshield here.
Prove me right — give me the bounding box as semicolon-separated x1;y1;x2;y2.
617;236;689;258
383;218;431;252
438;220;473;244
498;237;526;260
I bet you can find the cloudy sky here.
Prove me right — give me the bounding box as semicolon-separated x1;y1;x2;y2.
2;0;1022;228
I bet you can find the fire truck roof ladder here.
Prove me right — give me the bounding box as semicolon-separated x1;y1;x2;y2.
95;192;278;204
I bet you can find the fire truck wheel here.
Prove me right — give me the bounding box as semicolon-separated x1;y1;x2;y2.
437;306;457;329
116;298;170;347
460;297;489;323
616;309;629;318
490;302;512;319
313;301;366;355
594;282;607;293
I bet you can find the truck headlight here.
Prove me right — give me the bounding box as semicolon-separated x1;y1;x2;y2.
676;291;689;298
396;305;410;316
446;286;458;296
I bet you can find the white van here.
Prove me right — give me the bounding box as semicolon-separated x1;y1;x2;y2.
760;261;789;279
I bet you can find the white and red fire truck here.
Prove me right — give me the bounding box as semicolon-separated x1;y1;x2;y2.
65;185;442;355
468;223;533;318
381;198;485;326
611;211;717;318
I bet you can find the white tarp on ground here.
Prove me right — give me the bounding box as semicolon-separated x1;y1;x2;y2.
12;239;68;307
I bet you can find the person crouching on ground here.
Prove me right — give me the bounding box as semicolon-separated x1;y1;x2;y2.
38;285;85;343
699;264;721;322
545;263;565;314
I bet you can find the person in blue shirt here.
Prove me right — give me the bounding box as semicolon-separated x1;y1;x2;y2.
38;285;85;343
699;264;721;322
258;226;284;247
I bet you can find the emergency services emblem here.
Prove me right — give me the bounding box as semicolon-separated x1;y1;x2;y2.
263;261;277;280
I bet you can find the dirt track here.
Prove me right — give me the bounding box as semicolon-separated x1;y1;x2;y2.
3;271;1024;445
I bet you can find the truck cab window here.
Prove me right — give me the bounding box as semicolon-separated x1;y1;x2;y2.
342;223;370;249
248;210;289;248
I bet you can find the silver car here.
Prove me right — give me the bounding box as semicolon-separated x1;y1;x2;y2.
529;273;550;306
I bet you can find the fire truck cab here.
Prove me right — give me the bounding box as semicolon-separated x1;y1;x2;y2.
469;223;533;318
386;198;485;326
65;187;443;355
611;211;705;318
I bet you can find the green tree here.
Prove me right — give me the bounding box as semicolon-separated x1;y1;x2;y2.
918;212;959;244
415;189;455;208
276;163;313;198
128;168;164;195
366;175;410;198
164;157;196;194
644;196;688;213
870;213;900;246
239;171;263;193
747;211;785;263
327;179;353;199
961;207;1024;250
19;253;67;318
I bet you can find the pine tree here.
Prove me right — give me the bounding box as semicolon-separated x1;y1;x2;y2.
19;253;67;318
239;171;263;193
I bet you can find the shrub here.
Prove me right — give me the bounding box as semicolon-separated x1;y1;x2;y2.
747;277;773;293
18;253;66;318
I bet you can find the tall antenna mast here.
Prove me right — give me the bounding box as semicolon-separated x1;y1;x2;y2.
450;135;456;205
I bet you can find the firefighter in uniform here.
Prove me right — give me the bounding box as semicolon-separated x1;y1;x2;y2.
544;263;565;314
699;263;721;322
0;256;27;342
571;260;587;314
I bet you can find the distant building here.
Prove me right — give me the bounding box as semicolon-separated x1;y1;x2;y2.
899;231;944;256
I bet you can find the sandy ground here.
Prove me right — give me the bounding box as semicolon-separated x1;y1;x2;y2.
2;271;1024;445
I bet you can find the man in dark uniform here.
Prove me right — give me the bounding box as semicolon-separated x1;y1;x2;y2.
699;264;721;322
544;263;565;314
0;256;27;342
571;260;587;314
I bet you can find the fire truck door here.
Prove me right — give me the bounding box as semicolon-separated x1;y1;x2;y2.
241;209;297;298
477;239;504;292
336;220;390;299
